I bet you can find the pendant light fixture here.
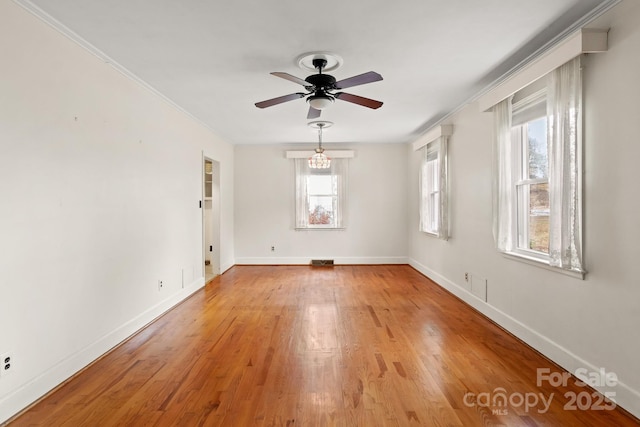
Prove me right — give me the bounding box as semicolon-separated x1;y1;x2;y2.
308;121;333;169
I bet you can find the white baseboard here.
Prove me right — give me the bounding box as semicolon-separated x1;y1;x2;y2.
408;258;640;420
234;256;409;265
0;278;205;424
220;261;235;274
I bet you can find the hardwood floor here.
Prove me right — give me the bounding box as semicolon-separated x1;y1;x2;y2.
8;265;638;426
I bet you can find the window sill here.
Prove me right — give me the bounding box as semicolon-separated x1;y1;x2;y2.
421;230;448;240
501;251;585;280
295;227;345;231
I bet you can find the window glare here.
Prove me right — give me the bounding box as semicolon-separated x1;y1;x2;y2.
307;175;333;194
527;117;548;180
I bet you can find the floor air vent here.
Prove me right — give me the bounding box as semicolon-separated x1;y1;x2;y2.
311;259;334;266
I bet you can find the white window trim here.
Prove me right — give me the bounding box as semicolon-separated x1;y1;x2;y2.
419;138;448;239
415;125;452;240
501;252;584;279
286;150;354;159
412;124;453;151
478;28;607;112
294;158;347;231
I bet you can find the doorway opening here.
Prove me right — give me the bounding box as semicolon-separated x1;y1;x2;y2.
203;157;220;283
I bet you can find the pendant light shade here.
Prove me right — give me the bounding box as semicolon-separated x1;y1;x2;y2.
308;121;331;169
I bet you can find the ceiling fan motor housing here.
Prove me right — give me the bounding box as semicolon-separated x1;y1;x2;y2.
305;73;337;91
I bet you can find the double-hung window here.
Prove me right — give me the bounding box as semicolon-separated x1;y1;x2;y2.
419;137;449;239
493;57;584;274
512;89;549;258
294;158;346;229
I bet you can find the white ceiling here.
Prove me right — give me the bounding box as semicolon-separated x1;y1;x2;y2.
18;0;611;145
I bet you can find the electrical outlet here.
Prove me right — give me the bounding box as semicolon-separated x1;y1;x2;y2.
158;280;164;291
464;272;469;282
271;246;275;252
0;352;13;377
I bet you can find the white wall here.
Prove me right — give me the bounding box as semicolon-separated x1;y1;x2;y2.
234;143;408;264
0;1;234;422
408;0;640;418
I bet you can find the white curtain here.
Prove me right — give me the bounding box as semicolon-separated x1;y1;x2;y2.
333;158;347;228
492;96;514;252
294;159;310;228
438;136;449;240
547;57;583;272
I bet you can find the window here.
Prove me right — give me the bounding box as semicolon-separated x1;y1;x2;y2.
419;137;449;239
295;158;346;229
512;90;549;258
493;57;583;274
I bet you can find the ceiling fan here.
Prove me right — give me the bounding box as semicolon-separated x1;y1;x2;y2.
255;58;383;119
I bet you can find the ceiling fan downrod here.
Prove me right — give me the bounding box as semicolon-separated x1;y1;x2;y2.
312;58;327;74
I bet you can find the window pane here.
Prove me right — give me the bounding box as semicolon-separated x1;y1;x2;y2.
427;158;439;191
428;191;439;232
527;117;548;179
309;195;334;225
307;175;333;195
529;182;549;253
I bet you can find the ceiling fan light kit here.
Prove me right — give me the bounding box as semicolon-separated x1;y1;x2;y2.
307;94;334;110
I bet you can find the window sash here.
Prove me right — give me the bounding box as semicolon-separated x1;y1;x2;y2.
511;111;550;261
419;137;448;239
515;181;549;259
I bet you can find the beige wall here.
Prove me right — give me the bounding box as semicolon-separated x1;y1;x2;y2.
408;0;640;417
234;143;409;264
0;1;234;422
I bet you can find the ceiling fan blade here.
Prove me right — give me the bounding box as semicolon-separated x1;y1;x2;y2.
335;92;383;109
255;93;305;109
271;72;310;87
307;106;321;119
334;71;383;89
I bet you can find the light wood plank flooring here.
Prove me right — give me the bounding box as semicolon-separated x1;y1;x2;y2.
8;265;639;426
